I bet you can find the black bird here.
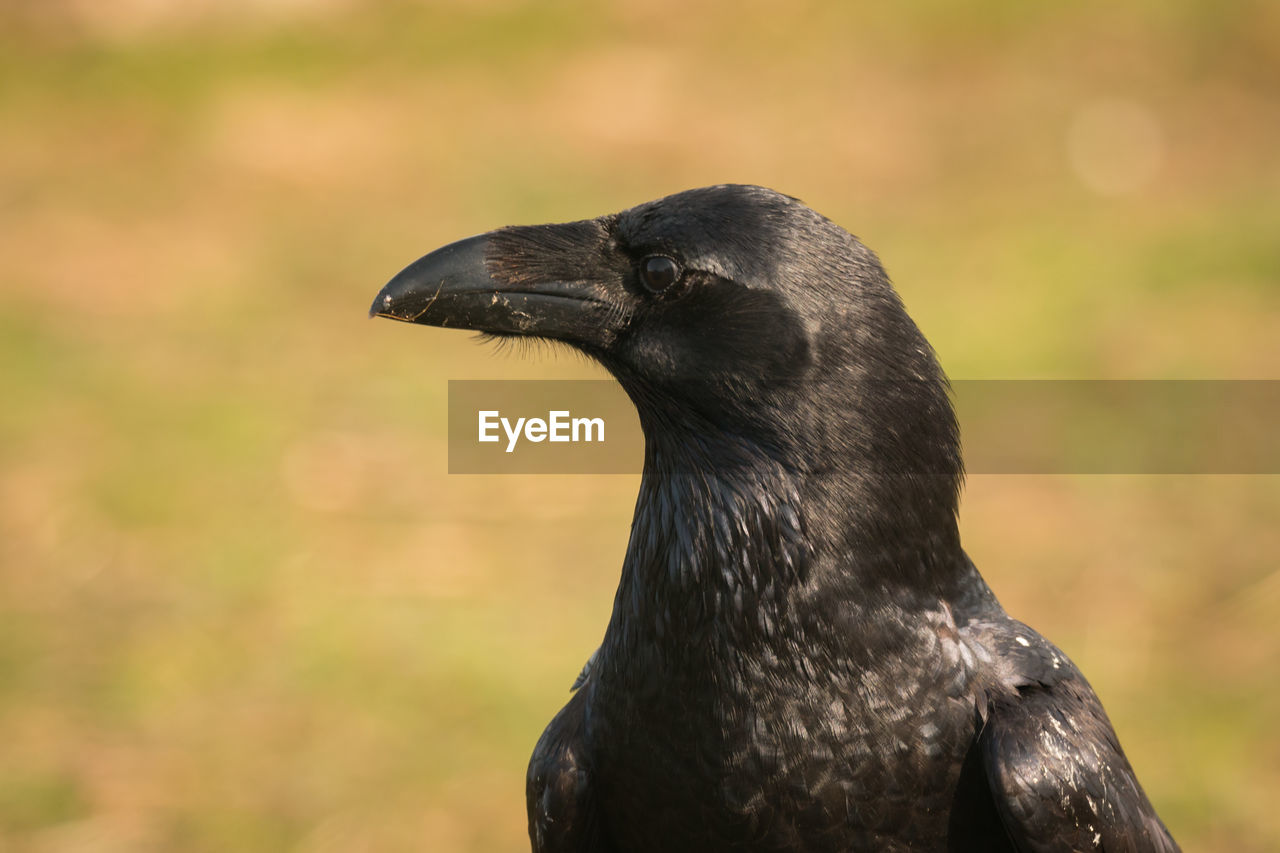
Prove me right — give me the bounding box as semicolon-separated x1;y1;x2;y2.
370;185;1179;852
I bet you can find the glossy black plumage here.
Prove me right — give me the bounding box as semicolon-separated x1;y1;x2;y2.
371;185;1179;852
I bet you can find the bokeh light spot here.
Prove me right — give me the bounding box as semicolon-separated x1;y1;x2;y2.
1066;98;1166;196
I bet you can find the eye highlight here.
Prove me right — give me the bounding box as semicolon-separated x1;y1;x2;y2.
639;255;682;294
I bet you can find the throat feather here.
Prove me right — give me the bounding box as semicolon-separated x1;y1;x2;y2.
617;452;810;650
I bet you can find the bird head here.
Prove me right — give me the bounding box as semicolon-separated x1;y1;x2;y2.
372;185;960;508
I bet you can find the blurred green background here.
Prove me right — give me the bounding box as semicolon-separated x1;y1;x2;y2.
1;1;1278;850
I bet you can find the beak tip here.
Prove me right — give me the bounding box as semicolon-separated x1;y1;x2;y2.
368;289;392;319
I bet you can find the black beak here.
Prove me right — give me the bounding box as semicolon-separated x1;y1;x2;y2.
370;222;626;346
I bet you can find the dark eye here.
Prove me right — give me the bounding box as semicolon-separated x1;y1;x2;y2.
639;255;681;294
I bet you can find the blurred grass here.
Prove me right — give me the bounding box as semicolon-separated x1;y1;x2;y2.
1;1;1278;850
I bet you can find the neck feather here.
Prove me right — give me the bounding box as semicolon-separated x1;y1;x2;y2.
600;414;972;669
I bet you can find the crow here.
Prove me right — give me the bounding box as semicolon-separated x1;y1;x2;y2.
370;185;1179;852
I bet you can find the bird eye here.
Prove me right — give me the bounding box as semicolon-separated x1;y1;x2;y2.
639;255;681;294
